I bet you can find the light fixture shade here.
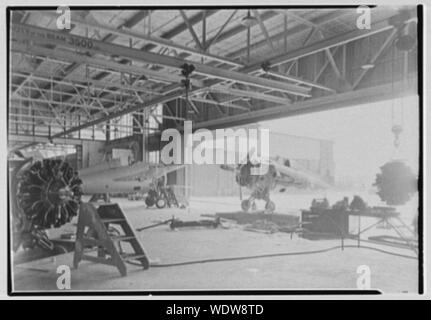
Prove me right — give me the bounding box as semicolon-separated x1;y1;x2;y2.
241;12;257;27
361;63;375;70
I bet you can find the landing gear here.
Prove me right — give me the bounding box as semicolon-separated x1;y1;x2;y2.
156;198;167;209
145;196;155;207
145;195;166;209
241;198;275;213
265;200;276;213
241;199;251;212
240;187;275;213
145;183;179;209
145;189;157;207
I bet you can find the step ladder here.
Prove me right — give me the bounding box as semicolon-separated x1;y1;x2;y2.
73;202;150;276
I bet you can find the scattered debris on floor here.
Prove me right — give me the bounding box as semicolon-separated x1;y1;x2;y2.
137;216;222;232
170;217;221;230
202;212;303;236
215;211;299;226
244;220;280;234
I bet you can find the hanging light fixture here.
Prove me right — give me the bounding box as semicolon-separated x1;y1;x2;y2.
241;9;257;27
396;22;416;52
389;8;416;52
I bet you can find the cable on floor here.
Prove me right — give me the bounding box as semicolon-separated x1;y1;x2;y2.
124;244;416;268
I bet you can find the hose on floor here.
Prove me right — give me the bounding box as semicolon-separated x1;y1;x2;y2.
125;244;416;268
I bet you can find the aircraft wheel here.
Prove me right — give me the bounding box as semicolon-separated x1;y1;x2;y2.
156;198;167;209
241;199;251;212
145;196;155;207
265;201;276;213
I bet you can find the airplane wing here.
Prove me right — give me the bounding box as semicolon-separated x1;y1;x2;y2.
111;163;185;182
78;158;123;176
271;160;331;189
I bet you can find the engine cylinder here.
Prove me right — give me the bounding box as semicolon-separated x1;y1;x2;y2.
16;159;82;230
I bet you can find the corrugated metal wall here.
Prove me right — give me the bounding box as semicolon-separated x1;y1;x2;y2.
187;132;334;197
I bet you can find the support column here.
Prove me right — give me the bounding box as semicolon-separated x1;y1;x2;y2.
132;113;144;162
106;120;110;142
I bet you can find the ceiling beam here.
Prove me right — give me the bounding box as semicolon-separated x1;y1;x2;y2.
352;29;398;89
121;10;150;29
51;90;185;139
9;134;88;145
12;23;311;96
187;97;249;111
210;86;292;105
302;27;317;46
88;13;417;119
39;11;243;67
315;30;347;87
9;11;417;151
11;96;105;111
202;11;207;50
244;16;417;71
95;9;335;106
252;9;275;51
274;9;329;35
11;42;204;88
204;10;238;51
192;16;408;97
156;10;218;43
253;69;335;92
11;82;132;106
194;78;417;131
21;11;142;106
324;47;342;79
179;10;204;51
65;11;150;75
16;12;91;97
314;47;340;82
227;10;352;59
43;11;151;111
205;10;278;48
13;69;158;95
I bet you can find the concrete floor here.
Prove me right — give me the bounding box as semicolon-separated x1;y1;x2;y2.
12;192;419;294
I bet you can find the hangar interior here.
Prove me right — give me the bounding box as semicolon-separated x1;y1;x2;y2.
8;7;420;293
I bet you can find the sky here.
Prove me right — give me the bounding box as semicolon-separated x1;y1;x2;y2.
259;95;420;184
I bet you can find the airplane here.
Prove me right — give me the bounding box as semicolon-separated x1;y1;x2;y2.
221;156;331;213
10;155;183;251
78;159;184;208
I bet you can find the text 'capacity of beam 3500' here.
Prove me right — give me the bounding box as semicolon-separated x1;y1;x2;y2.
12;24;95;50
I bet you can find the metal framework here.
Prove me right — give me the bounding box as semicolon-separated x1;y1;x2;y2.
8;7;419;151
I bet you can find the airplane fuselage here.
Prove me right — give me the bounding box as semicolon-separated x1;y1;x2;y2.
78;161;180;195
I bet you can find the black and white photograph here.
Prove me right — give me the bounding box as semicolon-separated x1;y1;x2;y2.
1;1;428;301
